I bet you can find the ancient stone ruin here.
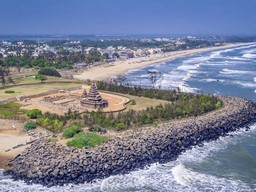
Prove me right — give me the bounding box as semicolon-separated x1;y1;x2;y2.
80;82;108;109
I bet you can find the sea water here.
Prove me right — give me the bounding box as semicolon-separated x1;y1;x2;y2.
1;44;256;191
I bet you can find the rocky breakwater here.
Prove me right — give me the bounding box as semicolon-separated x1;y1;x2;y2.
5;96;256;187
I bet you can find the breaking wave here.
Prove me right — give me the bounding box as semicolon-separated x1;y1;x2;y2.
220;68;253;75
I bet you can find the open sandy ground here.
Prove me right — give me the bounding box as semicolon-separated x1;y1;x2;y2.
19;87;130;114
0;119;31;169
74;43;253;81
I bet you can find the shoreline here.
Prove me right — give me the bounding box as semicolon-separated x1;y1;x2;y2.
5;96;256;187
74;42;254;81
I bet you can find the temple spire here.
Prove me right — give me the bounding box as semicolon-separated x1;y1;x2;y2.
80;82;108;109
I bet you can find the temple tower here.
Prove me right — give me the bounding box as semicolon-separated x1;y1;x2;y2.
80;83;108;109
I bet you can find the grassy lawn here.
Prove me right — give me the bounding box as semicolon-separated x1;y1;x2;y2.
124;94;170;111
0;82;82;100
0;75;82;87
13;75;80;84
67;132;109;148
0;102;26;117
0;76;82;99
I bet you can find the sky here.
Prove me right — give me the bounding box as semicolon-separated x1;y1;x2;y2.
0;0;256;36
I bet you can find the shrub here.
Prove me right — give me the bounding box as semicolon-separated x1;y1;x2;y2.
36;117;50;127
114;122;126;131
38;68;61;77
152;120;158;128
5;90;15;94
63;125;81;138
35;74;47;82
215;101;222;109
67;132;108;148
23;121;37;131
88;125;107;133
27;109;42;119
131;99;136;105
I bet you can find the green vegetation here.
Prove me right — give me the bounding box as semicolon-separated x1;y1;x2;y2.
37;117;64;132
67;132;109;148
38;68;61;77
0;67;10;84
63;125;82;138
12;75;79;85
26;109;42;119
4;90;15;94
3;55;72;69
215;101;222;109
131;99;136;105
88;125;107;133
35;74;48;83
85;48;102;65
0;102;24;117
33;82;222;133
23;121;37;131
36;111;81;132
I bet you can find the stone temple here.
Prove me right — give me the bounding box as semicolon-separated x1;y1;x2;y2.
80;83;108;109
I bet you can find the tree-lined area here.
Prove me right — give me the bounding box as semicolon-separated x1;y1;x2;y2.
0;48;103;70
33;82;222;132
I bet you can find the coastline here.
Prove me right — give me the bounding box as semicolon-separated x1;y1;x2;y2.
74;43;254;81
5;96;256;187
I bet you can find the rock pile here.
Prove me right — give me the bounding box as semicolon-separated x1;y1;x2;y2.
5;96;256;187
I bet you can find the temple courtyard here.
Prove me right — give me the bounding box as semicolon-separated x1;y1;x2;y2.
18;85;130;115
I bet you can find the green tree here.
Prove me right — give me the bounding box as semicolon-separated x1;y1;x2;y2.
27;109;42;119
63;125;81;138
0;67;10;84
35;74;47;82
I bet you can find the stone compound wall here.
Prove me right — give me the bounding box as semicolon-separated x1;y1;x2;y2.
5;96;256;187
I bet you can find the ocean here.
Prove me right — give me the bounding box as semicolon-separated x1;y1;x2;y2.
0;44;256;192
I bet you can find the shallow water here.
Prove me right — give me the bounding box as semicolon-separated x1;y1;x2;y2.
1;44;256;192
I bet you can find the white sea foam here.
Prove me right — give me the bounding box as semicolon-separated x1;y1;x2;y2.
171;164;250;191
124;68;144;75
233;81;256;88
182;73;192;81
220;68;252;75
226;56;251;61
240;47;256;54
242;53;256;59
177;124;256;165
200;61;232;66
177;64;200;71
209;51;222;58
157;71;197;92
182;56;210;64
201;78;224;83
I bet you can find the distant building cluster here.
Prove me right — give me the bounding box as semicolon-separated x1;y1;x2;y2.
0;36;223;69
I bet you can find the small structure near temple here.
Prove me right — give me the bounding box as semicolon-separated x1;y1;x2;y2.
80;82;109;109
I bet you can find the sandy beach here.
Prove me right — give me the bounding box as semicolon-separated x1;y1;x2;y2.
0;119;31;169
74;43;253;81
